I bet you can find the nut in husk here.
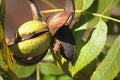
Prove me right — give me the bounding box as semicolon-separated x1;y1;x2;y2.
47;0;75;61
47;11;73;36
8;20;51;59
47;11;75;61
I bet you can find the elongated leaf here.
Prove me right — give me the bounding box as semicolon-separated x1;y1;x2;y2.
95;0;119;14
0;58;5;69
14;62;35;78
91;36;120;80
0;0;5;72
82;0;94;10
0;38;18;80
75;0;83;16
5;46;18;79
0;0;5;28
72;20;107;76
75;0;94;17
42;75;56;80
42;74;72;80
40;63;63;75
101;0;119;14
0;66;13;80
0;25;4;48
0;0;4;41
75;0;94;11
59;75;73;80
0;76;3;80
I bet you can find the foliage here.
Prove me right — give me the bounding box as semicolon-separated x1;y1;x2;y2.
0;0;120;80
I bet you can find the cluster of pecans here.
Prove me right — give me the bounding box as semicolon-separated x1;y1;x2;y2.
8;0;75;66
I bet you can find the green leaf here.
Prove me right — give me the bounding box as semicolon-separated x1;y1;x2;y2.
75;0;83;17
42;75;56;80
70;59;97;80
91;36;120;80
3;43;18;80
40;63;63;75
42;74;73;80
0;0;5;43
75;0;83;10
0;24;4;42
0;0;5;28
0;58;5;68
101;0;119;14
72;20;107;76
82;0;94;10
0;25;4;48
14;62;35;78
0;0;5;72
58;75;73;80
0;76;3;80
0;66;14;80
97;0;119;14
75;0;94;17
41;50;54;61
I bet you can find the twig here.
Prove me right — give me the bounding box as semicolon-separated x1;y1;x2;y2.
41;9;120;23
36;64;40;80
41;0;58;9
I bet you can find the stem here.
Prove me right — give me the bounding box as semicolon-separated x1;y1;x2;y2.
41;0;58;9
36;64;40;80
86;11;120;23
41;9;120;23
41;9;63;13
75;10;120;23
